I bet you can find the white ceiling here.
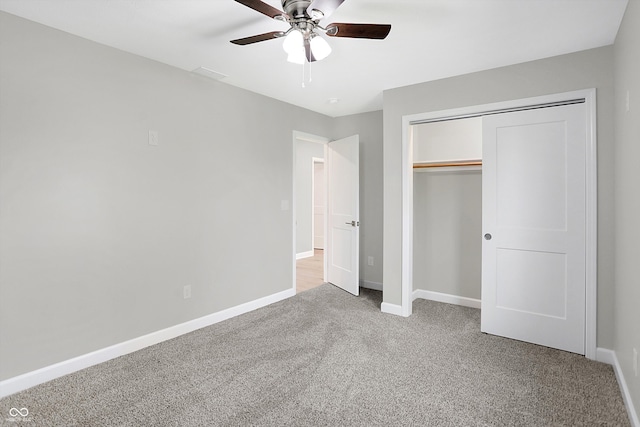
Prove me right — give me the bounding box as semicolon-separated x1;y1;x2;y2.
0;0;628;117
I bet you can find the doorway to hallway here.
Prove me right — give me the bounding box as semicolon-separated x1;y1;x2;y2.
296;249;324;293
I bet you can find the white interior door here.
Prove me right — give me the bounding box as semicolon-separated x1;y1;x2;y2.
481;103;586;354
327;135;359;295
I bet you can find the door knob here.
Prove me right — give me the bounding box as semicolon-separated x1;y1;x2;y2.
484;233;492;240
345;221;359;227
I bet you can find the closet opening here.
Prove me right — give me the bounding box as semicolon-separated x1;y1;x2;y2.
411;117;483;309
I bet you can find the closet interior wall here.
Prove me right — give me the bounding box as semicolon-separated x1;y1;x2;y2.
412;118;483;301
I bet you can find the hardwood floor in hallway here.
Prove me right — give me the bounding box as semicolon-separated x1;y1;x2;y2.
296;249;324;294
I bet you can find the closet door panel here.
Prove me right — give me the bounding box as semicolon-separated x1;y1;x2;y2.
495;121;567;231
481;103;586;355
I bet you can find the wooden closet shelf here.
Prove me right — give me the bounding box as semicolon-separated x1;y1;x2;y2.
413;160;482;169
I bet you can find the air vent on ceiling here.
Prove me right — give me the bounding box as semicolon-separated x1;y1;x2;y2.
191;67;227;80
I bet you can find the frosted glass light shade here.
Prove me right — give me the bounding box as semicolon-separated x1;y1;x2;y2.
310;35;331;60
287;48;305;64
283;30;303;54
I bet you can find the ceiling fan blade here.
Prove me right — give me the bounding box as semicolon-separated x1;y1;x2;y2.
230;31;285;45
304;39;317;62
234;0;287;19
325;23;391;39
306;0;345;20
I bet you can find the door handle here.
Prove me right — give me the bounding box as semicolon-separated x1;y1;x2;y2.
345;221;360;227
484;233;492;240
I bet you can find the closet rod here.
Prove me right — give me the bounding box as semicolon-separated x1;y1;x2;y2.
413;160;482;169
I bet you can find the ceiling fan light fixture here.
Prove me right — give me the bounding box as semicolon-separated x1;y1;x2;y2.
231;0;392;63
282;29;303;54
310;34;331;61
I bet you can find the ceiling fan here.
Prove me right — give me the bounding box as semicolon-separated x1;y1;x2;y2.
230;0;391;63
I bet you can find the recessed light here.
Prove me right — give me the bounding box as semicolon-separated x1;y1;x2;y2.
328;98;339;104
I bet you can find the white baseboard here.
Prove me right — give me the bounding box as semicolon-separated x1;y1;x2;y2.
360;280;383;291
296;250;314;260
413;289;481;309
381;302;404;317
0;287;295;399
596;348;639;427
596;347;616;365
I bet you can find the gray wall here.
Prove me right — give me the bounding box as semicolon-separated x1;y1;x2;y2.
383;46;616;348
613;0;640;415
333;111;384;289
0;12;333;380
295;139;325;256
413;170;482;299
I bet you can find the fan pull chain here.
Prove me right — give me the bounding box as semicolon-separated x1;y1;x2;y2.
301;58;312;88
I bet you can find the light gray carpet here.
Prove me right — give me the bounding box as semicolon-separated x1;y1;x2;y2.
0;285;630;426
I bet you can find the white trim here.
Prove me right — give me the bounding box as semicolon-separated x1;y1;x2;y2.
596;348;640;427
381;302;405;317
292;131;329;292
311;157;325;251
413;289;482;309
293;132;327;144
360;280;383;291
0;287;295;398
401;89;598;359
296;250;314;260
584;89;598;361
322;144;328;282
401;117;414;317
596;347;616;365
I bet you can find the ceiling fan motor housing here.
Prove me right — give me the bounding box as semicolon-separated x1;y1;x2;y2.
282;0;315;19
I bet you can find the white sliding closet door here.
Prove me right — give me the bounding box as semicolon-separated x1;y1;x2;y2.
481;103;586;354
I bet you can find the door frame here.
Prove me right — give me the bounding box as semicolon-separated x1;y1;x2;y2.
400;89;597;359
292;131;328;292
311;157;325;251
